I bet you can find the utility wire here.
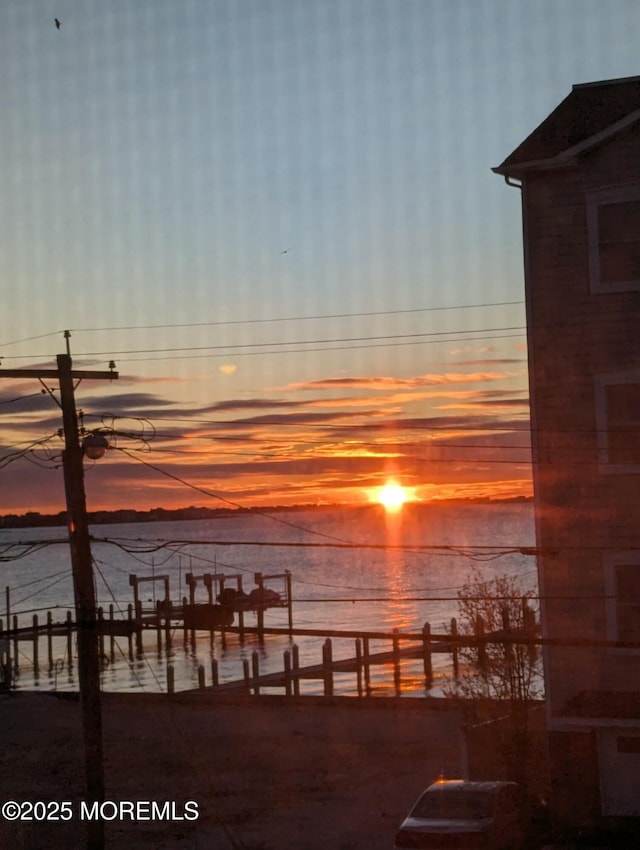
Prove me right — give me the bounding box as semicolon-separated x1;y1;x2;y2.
64;300;528;334
0;331;64;349
0;390;47;406
98;533;538;557
0;331;526;363
95;333;527;363
52;325;528;358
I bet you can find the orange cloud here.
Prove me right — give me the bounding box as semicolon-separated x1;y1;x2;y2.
284;371;513;391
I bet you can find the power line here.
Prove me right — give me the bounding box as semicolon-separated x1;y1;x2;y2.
0;390;47;406
0;331;528;363
68;300;526;334
0;331;64;349
92;333;528;363
47;325;528;359
98;533;538;557
0;301;526;356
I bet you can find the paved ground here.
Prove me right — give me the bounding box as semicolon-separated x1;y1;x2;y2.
0;691;466;849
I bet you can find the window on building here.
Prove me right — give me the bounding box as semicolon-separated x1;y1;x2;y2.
617;736;640;754
595;373;640;471
588;185;640;293
605;383;640;466
605;555;640;647
613;563;640;643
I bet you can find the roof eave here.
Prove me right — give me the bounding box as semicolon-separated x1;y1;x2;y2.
493;106;640;179
492;154;576;179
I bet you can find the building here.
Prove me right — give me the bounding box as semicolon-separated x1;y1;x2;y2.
494;76;640;835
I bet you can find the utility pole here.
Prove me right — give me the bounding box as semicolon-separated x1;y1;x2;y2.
1;343;118;850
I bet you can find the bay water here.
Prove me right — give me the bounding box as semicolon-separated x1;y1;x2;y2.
0;501;535;696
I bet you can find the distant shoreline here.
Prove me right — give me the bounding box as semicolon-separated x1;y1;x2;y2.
0;496;532;529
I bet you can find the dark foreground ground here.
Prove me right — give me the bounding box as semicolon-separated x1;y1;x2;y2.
0;691;466;850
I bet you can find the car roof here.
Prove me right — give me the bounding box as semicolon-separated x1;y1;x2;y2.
425;780;518;794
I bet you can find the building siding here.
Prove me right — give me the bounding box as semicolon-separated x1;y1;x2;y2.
520;121;640;830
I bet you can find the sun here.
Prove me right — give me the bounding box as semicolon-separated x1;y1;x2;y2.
377;482;408;512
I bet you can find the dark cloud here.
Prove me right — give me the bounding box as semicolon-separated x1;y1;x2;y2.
206;398;301;412
462;398;530;408
0;387;58;415
325;414;530;437
81;391;178;414
219;410;364;428
439;358;525;367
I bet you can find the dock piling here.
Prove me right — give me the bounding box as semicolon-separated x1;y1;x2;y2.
422;622;432;690
283;650;292;696
47;611;54;670
66;611;73;670
355;638;363;697
13;615;19;672
252;650;260;695
451;617;459;678
363;636;371;693
292;643;300;696
32;614;39;672
393;628;401;695
322;638;333;697
109;604;115;663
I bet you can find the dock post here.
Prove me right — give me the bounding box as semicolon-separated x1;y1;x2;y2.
204;575;213;648
243;658;250;691
47;611;54;670
97;607;105;662
254;572;265;643
211;658;218;686
322;638;334;697
476;615;487;672
165;600;172;653
252;650;260;695
237;576;245;643
186;576;196;647
422;622;433;691
355;639;363;697
363;636;371;693
204;575;215;648
13;614;19;673
393;628;401;696
182;596;188;644
155;600;163;655
127;604;134;660
292;643;300;696
285;570;293;638
284;650;292;696
135;599;143;655
109;604;115;663
197;664;205;689
167;664;175;695
32;614;39;672
66;611;73;670
451;617;459;678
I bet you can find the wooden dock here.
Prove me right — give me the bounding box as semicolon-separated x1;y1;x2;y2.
171;623;461;698
0;569;545;697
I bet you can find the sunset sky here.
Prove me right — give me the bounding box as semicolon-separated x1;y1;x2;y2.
1;0;639;514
